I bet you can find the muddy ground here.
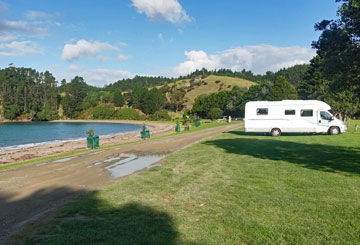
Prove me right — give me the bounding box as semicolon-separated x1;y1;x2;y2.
0;123;240;243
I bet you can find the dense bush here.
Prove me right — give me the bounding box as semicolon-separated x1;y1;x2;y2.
3;105;18;120
113;108;141;120
82;92;99;109
92;105;114;119
148;110;171;121
208;107;223;120
36;105;59;121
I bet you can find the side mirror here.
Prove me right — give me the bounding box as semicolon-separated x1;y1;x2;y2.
330;116;334;121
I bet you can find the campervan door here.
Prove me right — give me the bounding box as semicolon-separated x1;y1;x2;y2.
291;106;318;132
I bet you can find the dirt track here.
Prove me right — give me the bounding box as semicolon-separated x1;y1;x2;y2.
0;123;241;243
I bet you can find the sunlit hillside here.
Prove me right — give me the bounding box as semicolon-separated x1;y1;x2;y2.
169;75;256;108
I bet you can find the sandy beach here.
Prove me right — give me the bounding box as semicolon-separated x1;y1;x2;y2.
0;120;174;165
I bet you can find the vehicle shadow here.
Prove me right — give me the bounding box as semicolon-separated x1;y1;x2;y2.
203;133;360;175
0;187;184;244
230;131;329;137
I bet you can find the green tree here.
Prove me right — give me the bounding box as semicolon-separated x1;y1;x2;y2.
141;88;166;114
82;92;99;110
297;56;330;100
113;90;125;107
168;88;186;112
3;105;18;120
62;76;88;118
266;76;297;101
129;86;147;109
36;103;59;121
311;0;360;119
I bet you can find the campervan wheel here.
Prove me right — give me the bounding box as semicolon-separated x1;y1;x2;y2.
270;128;281;137
329;126;340;135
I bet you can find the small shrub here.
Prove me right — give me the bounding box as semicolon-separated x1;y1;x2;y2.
208;107;223;120
148;110;171;121
87;128;95;137
114;108;141;120
215;80;221;83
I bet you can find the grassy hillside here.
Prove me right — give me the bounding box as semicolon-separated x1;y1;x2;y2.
170;75;255;108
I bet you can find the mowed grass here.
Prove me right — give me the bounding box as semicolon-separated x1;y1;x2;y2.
25;125;360;244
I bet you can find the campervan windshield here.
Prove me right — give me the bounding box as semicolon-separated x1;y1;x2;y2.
320;111;333;120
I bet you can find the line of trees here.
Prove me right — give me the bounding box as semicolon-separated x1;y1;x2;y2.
0;69;173;121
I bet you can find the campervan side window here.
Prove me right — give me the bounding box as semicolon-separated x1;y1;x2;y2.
256;108;268;115
300;110;313;117
285;110;295;115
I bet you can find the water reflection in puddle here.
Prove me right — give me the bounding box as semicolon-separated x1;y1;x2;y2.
104;153;165;179
52;156;78;163
36;156;79;166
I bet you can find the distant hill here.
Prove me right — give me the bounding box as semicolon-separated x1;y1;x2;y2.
162;75;256;108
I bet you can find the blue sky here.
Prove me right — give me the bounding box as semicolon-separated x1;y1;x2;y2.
0;0;340;87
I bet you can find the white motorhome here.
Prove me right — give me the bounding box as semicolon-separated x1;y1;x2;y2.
245;100;347;136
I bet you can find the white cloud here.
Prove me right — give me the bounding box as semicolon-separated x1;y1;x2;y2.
61;40;119;61
25;10;54;20
131;0;193;24
167;44;315;76
118;53;130;61
158;33;163;40
54;68;133;87
0;32;15;42
81;69;133;87
0;19;47;35
0;40;41;56
68;64;83;72
177;28;183;34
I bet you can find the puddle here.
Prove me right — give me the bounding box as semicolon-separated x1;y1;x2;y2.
52;156;78;163
36;156;79;166
35;162;47;167
105;154;165;179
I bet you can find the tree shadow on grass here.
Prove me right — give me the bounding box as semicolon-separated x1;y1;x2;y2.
1;187;182;244
204;132;360;175
0;187;88;243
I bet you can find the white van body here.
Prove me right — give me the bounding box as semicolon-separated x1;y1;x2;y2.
244;100;347;136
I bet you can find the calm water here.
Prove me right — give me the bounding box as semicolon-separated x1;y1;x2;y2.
0;122;142;150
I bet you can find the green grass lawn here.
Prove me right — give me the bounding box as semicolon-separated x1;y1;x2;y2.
24;126;360;244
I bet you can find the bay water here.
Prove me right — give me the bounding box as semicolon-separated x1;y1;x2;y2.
0;122;142;150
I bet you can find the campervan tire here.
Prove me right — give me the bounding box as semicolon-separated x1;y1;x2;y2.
329;126;340;135
271;128;281;137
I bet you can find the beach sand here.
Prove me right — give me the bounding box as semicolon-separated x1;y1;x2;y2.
0;120;174;165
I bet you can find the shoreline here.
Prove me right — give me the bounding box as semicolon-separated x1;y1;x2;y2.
0;120;174;165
